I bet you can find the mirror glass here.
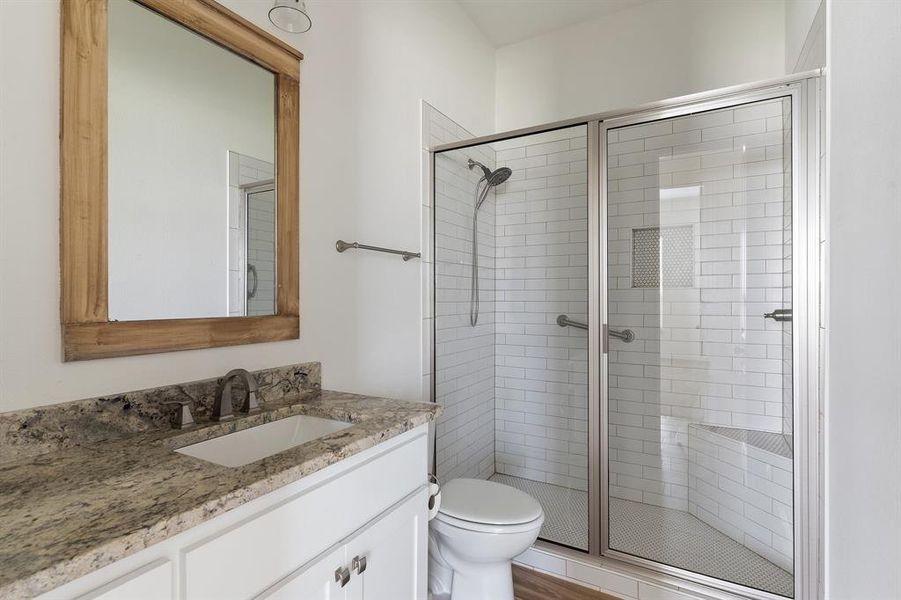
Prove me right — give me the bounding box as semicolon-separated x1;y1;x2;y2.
107;0;277;321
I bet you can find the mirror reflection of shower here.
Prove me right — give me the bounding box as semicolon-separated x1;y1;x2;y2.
467;158;512;326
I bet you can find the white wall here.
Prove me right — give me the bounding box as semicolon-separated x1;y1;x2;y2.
0;0;494;412
108;0;275;321
494;0;786;131
825;1;901;598
785;0;822;72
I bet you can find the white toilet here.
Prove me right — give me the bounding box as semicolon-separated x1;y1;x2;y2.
428;478;544;600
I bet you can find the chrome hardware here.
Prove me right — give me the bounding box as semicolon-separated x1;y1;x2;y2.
335;566;351;587
163;399;195;429
764;308;793;322
247;264;258;299
336;240;420;261
211;369;261;421
602;323;635;353
558;314;634;343
351;555;367;575
428;473;440;511
609;327;635;343
556;314;588;330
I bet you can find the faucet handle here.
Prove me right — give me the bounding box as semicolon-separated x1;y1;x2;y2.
163;399;195;429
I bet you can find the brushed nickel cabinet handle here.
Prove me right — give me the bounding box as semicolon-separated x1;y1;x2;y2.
335;566;351;587
352;555;367;575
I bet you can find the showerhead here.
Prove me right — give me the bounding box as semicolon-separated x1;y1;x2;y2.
468;159;512;187
487;167;512;186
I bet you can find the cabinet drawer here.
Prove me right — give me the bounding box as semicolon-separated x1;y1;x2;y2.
184;433;426;599
75;559;172;600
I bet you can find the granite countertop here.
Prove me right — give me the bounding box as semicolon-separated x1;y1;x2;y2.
0;389;440;598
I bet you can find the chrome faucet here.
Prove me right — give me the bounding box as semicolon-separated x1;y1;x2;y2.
211;369;261;421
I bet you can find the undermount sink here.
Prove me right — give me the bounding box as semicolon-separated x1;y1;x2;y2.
176;414;353;467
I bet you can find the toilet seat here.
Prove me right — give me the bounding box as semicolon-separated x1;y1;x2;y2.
433;509;544;535
435;478;544;533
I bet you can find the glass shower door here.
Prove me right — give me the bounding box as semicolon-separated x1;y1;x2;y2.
603;95;795;597
245;185;276;316
432;123;592;551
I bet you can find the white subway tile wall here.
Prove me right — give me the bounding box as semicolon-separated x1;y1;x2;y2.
428;104;498;481
492;126;590;491
606;98;793;514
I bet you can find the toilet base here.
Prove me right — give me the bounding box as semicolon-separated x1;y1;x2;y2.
448;561;514;600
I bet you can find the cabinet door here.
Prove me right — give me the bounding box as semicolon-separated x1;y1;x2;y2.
257;547;347;600
345;488;427;600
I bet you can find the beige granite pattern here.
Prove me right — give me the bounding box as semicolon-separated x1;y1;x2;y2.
0;389;440;598
0;363;321;464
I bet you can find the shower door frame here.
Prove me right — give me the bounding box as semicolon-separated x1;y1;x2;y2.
242;179;277;317
595;78;821;600
429;70;822;600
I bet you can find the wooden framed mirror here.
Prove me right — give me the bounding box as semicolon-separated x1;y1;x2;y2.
60;0;301;361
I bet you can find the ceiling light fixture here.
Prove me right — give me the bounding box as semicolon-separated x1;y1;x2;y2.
268;0;312;34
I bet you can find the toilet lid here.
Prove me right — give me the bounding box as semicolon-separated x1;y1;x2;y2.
439;478;543;526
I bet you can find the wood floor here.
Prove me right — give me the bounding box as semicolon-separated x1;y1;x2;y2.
512;565;619;600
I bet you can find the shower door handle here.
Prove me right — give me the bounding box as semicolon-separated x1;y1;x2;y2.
764;308;792;322
247;264;258;299
602;324;636;353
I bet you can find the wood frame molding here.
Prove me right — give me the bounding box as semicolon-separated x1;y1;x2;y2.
60;0;302;361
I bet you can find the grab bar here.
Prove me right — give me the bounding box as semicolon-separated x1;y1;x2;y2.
335;240;420;262
556;314;588;330
556;315;635;343
607;326;635;343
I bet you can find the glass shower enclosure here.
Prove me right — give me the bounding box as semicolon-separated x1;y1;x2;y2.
432;124;591;551
430;75;818;600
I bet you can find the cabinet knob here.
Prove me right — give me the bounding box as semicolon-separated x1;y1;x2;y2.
335;566;351;587
352;555;367;575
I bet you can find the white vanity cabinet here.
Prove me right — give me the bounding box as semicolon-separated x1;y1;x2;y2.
41;426;429;600
261;489;425;600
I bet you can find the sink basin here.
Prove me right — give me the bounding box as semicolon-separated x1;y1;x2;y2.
176;414;353;467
